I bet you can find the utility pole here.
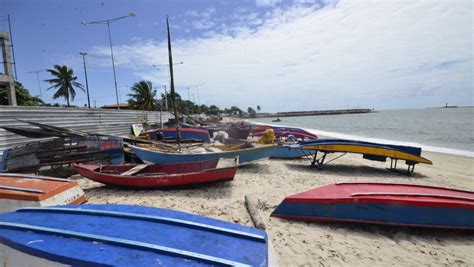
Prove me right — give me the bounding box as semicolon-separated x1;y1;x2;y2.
7;14;17;79
80;52;91;108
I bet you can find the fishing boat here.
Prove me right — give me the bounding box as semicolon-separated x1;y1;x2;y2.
0;173;86;213
252;125;318;140
270;145;314;159
72;157;238;188
142;128;211;142
224;122;253;139
132;144;276;165
295;139;432;174
271;182;474;229
0;204;270;266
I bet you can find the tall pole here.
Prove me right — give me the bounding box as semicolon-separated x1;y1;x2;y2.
35;72;43;101
164;85;168;110
167;16;181;150
7;14;17;80
82;13;135;109
106;22;120;108
80;52;91;108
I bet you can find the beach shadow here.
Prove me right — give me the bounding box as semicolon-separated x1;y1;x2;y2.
82;179;234;199
273;217;474;242
284;162;427;178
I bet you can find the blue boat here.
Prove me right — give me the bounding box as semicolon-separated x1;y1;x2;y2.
270;145;314;159
0;204;269;266
132;145;277;165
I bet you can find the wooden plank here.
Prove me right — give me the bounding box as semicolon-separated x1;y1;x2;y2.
121;164;148;176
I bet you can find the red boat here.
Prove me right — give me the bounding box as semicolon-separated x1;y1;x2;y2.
73;157;238;188
272;182;474;229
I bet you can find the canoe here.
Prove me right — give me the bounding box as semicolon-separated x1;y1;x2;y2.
295;139;432;173
142;128;211;142
132;144;277;165
272;182;474;229
0;204;269;266
72;157;238;188
0;173;86;213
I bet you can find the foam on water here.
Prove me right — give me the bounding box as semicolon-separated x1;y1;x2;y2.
250;121;474;158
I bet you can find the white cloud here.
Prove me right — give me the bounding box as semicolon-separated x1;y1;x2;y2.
90;0;473;110
256;0;281;7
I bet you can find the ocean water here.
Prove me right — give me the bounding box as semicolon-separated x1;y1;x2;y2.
251;107;474;157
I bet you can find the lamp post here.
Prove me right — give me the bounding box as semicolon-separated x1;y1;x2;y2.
187;83;205;114
79;52;91;108
27;69;48;103
81;13;135;109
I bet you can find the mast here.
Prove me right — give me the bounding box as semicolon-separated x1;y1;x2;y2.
166;16;181;150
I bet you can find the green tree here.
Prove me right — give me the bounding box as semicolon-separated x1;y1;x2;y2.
199;104;209;114
161;91;181;111
257;105;261;113
229;106;243;116
0;81;44;106
207;105;220;115
128;80;157;111
247;107;257;118
44;65;84;107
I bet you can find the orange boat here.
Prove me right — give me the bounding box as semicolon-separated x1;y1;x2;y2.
0;173;86;213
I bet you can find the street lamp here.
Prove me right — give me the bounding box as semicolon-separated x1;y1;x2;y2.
187;83;205;114
81;13;135;109
79;52;91;108
27;69;48;103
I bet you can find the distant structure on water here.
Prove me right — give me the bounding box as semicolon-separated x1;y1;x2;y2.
256;108;373;118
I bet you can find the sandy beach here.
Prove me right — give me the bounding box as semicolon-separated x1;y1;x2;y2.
75;149;474;266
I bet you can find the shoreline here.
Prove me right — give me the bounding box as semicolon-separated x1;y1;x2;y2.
248;120;474;158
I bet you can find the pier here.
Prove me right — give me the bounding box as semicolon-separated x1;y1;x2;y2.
255;108;373;118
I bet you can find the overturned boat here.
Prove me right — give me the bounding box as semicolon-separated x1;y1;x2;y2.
0;173;86;213
272;182;474;229
0;204;270;266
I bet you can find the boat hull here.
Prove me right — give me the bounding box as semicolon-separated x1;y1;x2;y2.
272;183;474;229
143;128;211;142
132;145;276;165
270;145;314;159
0;204;269;266
0;174;86;213
73;158;238;188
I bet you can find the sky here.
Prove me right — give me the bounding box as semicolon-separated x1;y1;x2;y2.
1;0;472;112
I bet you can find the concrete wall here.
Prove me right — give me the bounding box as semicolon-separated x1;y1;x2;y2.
0;106;173;155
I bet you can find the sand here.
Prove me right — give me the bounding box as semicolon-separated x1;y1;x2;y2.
76;150;474;266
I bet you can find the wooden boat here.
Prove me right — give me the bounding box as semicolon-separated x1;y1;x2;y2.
142;128;211;142
132;144;277;165
0;204;270;266
0;136;124;173
271;182;474;229
0;173;86;213
270;145;314;159
225;123;253;139
72;157;238;188
252;125;318;140
295;139;432;174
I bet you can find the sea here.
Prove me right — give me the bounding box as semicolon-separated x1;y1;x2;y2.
250;107;474;157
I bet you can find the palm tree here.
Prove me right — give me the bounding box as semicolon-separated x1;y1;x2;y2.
128;80;157;111
44;65;84;107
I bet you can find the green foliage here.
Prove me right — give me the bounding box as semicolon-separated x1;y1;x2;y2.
207;105;220;115
44;65;84;106
256;105;261;112
128;80;158;111
247;107;257;118
0;81;44;106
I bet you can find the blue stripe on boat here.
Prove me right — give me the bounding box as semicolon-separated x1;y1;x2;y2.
272;202;474;229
